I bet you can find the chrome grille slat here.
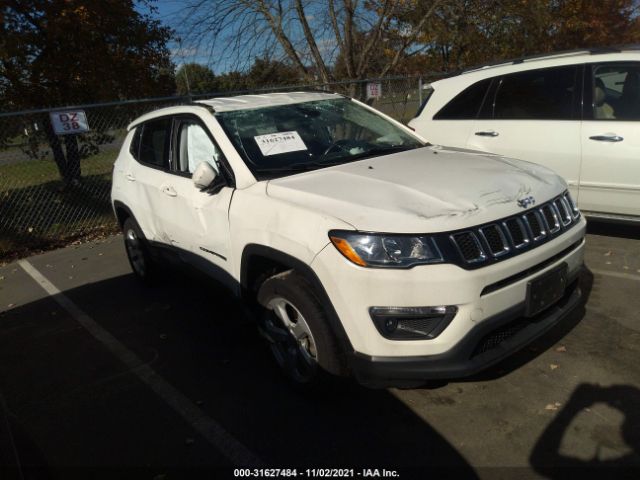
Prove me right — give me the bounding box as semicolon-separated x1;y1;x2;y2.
450;193;579;266
479;224;510;257
524;210;546;241
540;204;561;234
503;217;530;249
450;232;486;263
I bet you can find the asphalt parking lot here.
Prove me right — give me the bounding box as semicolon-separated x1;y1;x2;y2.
0;222;639;478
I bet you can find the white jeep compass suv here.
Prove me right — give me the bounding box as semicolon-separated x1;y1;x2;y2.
111;92;586;388
409;47;640;223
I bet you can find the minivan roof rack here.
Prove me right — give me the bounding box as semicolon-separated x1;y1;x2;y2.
459;45;638;75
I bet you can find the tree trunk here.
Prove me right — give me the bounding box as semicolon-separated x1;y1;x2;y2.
64;135;81;182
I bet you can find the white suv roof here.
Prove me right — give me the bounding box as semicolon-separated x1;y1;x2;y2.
196;91;341;112
127;91;342;130
433;47;640;88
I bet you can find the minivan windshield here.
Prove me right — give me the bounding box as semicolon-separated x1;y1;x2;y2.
215;98;425;179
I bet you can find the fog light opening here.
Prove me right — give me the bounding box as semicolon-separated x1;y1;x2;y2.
369;306;458;340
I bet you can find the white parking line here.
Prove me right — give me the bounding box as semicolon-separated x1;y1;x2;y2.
591;268;640;282
18;259;263;467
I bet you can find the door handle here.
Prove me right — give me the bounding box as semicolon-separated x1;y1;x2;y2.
125;173;136;182
589;134;623;142
161;185;177;197
475;131;499;137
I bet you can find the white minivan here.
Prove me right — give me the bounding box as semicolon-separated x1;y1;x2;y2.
409;47;640;223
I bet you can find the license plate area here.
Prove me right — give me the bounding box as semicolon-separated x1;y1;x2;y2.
525;263;568;317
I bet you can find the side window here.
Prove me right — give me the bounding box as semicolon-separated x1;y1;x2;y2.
433;79;491;120
593;64;640;120
176;121;221;174
493;66;578;120
129;127;141;160
139;118;171;168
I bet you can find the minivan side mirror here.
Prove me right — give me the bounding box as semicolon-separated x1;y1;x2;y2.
192;162;218;190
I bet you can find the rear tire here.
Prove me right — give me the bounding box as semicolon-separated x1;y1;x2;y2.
257;270;345;388
122;217;159;284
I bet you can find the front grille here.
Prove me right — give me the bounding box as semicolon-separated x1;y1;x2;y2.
451;232;484;262
472;319;529;357
449;192;580;267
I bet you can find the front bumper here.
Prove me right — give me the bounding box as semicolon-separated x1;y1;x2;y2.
350;272;582;387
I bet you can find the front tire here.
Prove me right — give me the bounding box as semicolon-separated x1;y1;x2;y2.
257;271;345;387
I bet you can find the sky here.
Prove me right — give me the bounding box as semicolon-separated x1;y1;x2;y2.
137;0;337;74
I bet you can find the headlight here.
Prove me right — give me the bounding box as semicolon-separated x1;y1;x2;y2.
329;230;443;268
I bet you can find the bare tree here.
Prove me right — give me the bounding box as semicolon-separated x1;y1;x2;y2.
178;0;443;81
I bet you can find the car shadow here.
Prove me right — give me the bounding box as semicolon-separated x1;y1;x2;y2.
0;267;477;475
530;383;640;475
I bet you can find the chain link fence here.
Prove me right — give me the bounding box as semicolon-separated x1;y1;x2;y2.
0;74;446;261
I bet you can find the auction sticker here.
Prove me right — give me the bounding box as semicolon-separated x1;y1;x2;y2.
254;131;307;156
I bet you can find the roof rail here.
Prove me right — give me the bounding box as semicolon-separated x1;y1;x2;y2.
460;46;624;75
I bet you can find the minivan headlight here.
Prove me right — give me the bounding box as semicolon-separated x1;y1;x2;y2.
329;230;443;268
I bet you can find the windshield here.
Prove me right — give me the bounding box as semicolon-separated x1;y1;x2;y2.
215;98;425;178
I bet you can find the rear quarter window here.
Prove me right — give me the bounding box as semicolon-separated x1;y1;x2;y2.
129;127;141;160
433;79;492;120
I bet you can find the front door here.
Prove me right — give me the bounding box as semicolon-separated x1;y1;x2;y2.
466;65;582;200
163;118;234;281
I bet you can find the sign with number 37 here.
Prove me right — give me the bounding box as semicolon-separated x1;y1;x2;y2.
49;110;90;135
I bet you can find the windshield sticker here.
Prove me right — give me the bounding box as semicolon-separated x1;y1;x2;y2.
254;131;307;156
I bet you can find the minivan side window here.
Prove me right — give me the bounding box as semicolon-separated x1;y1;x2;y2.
592;64;640;120
433;79;491;120
138;118;171;168
493;66;578;120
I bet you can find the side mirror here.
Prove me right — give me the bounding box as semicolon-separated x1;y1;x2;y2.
192;162;218;190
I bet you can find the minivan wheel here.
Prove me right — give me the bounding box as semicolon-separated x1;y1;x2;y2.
257;271;344;386
122;217;158;283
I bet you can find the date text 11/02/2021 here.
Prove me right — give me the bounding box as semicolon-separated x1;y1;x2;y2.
233;469;400;478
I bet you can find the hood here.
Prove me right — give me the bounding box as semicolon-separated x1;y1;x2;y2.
266;145;566;233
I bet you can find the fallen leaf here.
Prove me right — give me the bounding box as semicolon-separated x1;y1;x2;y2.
545;404;558;411
8;303;15;308
550;364;559;370
98;253;103;256
556;345;567;352
27;227;33;233
604;250;612;256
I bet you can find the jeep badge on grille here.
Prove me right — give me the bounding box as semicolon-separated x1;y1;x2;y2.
517;196;536;209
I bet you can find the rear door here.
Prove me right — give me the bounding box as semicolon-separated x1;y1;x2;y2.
579;62;640;216
127;117;174;243
466;65;582;199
